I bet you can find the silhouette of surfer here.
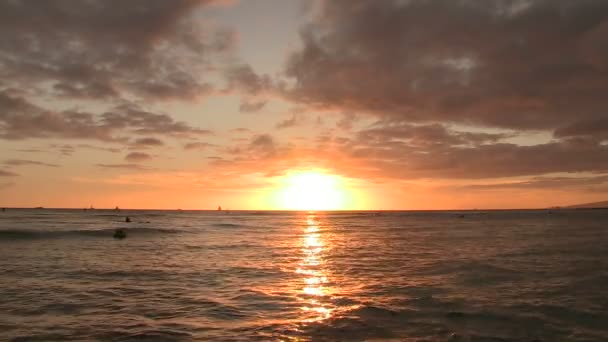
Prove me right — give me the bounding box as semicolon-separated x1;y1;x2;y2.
125;216;131;223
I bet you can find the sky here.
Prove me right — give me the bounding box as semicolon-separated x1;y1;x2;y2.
1;0;608;210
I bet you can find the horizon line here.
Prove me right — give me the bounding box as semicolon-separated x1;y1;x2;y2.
1;206;603;212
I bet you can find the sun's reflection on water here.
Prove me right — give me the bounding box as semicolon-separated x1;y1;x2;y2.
297;212;334;321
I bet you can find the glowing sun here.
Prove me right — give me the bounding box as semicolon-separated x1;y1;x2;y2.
274;171;350;210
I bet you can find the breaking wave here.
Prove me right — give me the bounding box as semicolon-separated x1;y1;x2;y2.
0;227;182;240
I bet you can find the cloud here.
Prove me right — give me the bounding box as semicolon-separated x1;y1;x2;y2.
0;92;212;141
96;164;146;170
0;0;235;102
285;0;608;137
226;134;277;159
0;182;15;189
239;99;267;113
125;152;152;162
193;122;608;206
0;170;18;177
226;64;272;95
100;104;214;137
276;114;303;129
76;144;121;153
344;136;608;180
49;144;76;156
14;149;44;153
230;128;252;134
184;142;214;150
250;134;276;154
357;123;508;148
275;107;312;129
132;137;164;147
266;0;608;184
554;119;608;141
13;144;117;156
213;124;608;182
462;175;608;191
336;113;359;131
4;159;59;167
0;92;109;140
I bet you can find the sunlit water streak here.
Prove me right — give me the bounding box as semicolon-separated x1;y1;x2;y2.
0;209;607;341
298;213;333;322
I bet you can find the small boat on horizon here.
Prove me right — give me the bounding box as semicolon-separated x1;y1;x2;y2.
218;205;222;211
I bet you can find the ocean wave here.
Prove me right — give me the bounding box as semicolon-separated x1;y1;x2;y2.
101;328;193;341
1;209;607;341
0;227;182;240
296;305;402;340
418;261;523;284
191;243;262;250
212;223;243;228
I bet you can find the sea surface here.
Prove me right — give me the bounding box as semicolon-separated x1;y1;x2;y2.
0;209;607;341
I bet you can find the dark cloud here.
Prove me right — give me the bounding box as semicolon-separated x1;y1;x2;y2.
96;164;146;170
4;159;59;167
0;0;234;102
0;92;211;141
0;170;18;177
285;0;608;136
125;152;152;162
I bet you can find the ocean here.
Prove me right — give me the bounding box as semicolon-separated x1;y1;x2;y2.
0;209;607;341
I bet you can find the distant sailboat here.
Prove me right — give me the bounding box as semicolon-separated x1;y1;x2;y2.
218;205;222;211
